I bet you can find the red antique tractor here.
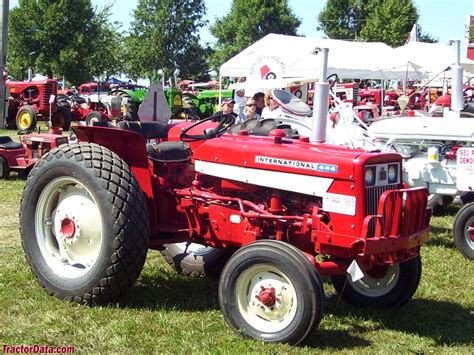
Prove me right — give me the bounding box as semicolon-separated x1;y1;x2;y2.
19;82;431;345
6;79;71;131
0;127;67;179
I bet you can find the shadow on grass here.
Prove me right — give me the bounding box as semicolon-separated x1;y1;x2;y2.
119;272;219;311
428;225;455;249
325;298;474;347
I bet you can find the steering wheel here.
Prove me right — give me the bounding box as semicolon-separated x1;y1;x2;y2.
463;86;473;104
326;73;339;92
180;113;236;142
57;93;73;107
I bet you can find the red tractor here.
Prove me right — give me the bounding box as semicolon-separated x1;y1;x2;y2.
0;127;67;179
6;79;71;131
19;85;430;345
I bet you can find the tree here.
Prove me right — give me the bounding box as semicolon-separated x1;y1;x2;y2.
317;0;436;46
209;0;301;70
123;0;208;81
8;0;122;84
359;0;419;46
317;0;368;40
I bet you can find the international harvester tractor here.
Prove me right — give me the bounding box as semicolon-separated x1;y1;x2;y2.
20;50;430;345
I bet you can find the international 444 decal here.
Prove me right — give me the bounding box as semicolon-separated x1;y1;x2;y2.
255;156;338;173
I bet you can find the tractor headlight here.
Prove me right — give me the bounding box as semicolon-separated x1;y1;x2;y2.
365;166;376;187
388;163;399;184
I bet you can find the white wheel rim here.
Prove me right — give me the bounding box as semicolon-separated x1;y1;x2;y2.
35;177;103;278
236;264;297;333
465;216;474;249
349;263;400;297
88;116;99;126
173;242;215;255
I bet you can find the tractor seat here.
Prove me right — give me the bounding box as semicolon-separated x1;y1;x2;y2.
229;118;299;138
117;121;168;139
71;95;87;105
146;141;191;163
0;136;22;150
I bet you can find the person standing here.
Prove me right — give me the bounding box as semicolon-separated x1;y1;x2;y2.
253;92;265;116
233;77;247;116
261;91;283;118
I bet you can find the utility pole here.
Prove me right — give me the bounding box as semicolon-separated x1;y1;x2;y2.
0;0;9;129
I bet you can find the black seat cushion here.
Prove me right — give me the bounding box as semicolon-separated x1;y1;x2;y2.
71;95;87;105
229;118;299;138
147;141;191;162
117;121;168;139
0;136;22;150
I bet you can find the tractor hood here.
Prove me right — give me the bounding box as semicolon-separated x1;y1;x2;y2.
192;132;400;197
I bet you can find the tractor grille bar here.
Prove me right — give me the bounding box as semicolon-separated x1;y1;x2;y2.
365;184;398;236
42;83;57;107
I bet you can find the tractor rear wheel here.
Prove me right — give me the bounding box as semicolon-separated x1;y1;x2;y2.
110;92;139;121
85;111;105;126
452;202;474;259
0;156;10;179
219;240;324;345
331;255;422;308
51;106;72;131
20;142;149;304
16;105;37;131
159;243;232;278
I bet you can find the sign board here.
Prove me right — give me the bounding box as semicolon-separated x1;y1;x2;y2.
323;193;356;216
49;94;56;104
456;148;474;191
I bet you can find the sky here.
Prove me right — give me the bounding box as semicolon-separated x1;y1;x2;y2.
8;0;474;50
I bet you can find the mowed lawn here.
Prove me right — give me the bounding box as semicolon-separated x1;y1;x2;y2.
0;130;473;353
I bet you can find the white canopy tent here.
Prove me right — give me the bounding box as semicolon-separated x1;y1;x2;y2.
392;41;474;76
219;34;425;82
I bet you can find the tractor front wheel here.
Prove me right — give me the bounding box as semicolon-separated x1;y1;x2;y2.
453;202;474;259
160;243;232;278
85;111;105;126
331;255;422;308
20;142;149;304
0;156;10;179
219;240;324;345
16;105;37;131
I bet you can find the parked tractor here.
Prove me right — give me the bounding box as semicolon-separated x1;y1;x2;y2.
6;79;71;131
0;127;67;179
20;73;430;345
182;89;234;118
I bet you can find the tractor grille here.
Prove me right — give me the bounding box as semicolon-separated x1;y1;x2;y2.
366;184;398;236
42;83;57;107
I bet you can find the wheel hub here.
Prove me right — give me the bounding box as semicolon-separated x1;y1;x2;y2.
60;216;80;244
257;286;277;307
468;225;474;242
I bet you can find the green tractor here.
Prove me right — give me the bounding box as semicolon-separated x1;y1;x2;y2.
182;89;234;118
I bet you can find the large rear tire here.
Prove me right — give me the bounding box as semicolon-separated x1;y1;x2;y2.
159;243;232;278
219;240;324;345
331;255;422;308
20;142;149;304
452;202;474;259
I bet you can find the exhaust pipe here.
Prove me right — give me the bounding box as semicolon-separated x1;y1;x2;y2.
311;48;330;143
449;39;464;113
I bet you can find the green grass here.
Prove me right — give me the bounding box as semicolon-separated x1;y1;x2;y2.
0;129;473;352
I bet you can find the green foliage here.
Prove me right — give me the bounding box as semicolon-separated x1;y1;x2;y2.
359;0;418;46
8;0;123;84
209;0;301;70
317;0;369;40
317;0;435;46
123;0;208;82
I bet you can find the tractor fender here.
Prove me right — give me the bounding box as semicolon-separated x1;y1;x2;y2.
72;125;157;234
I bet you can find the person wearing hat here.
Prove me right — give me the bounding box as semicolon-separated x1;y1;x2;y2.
212;98;237;121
